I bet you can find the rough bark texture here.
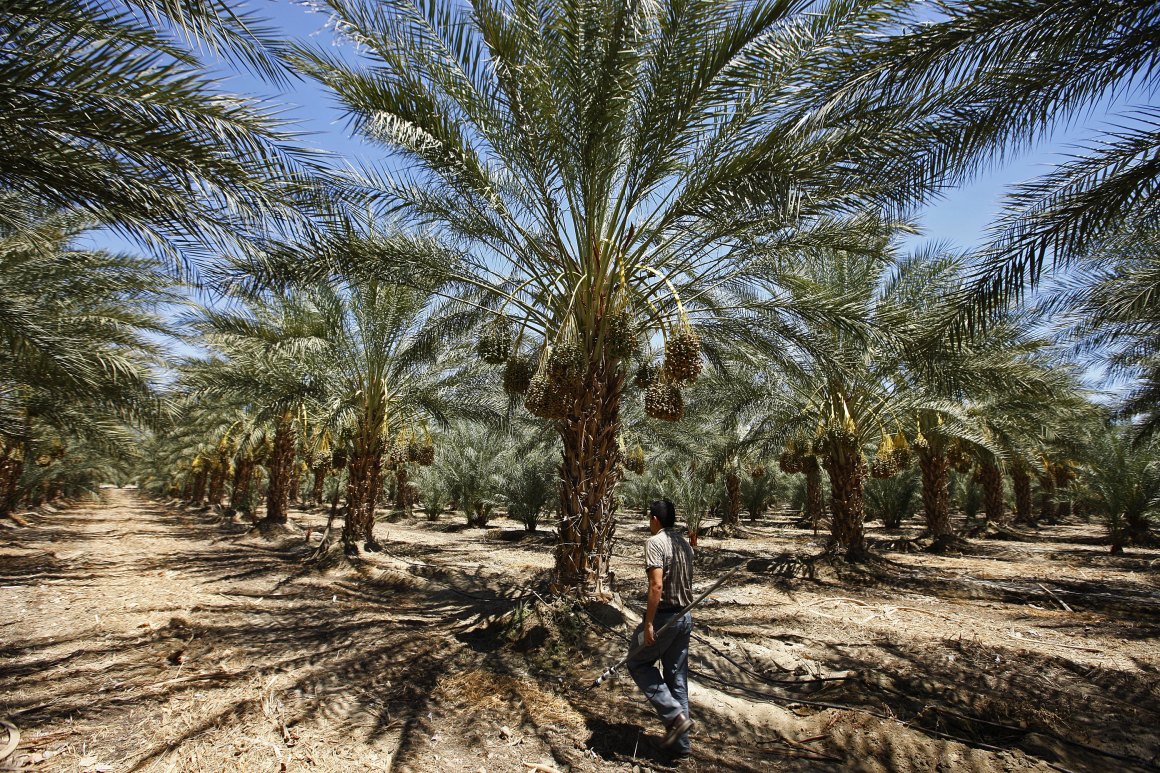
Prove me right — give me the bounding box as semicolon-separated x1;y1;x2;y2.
1012;463;1034;525
189;469;208;506
0;446;25;517
1038;473;1056;524
554;363;623;596
310;462;329;505
724;470;741;529
803;456;825;530
206;457;229;508
229;456;256;515
343;419;386;550
262;418;296;525
343;451;385;548
918;446;954;547
979;459;1005;523
1054;466;1072;521
288;462;303;504
395;465;414;517
821;440;867;561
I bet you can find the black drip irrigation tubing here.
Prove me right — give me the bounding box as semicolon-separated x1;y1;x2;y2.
573;588;1156;772
321;548;1157;772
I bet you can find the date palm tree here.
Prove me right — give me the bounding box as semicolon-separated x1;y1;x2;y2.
726;239;1082;557
309;277;495;555
183;292;332;530
1060;228;1160;440
1076;424;1160;552
0;202;171;516
892;297;1089;550
287;0;932;594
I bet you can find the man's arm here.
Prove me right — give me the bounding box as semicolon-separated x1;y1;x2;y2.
644;566;663;646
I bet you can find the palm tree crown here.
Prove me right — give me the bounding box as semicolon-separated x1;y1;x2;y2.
287;0;937;594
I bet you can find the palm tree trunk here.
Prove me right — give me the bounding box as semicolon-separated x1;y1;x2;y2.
821;441;868;561
554;364;623;596
288;461;303;504
343;451;376;547
262;416;296;524
918;447;954;548
395;465;413;517
1126;511;1154;546
979;459;1005;522
189;469;208;506
343;426;386;551
1012;462;1033;525
804;456;825;531
206;455;229;508
0;444;25;517
1054;465;1072;521
229;456;255;516
310;462;328;505
1037;472;1056;524
724;470;741;529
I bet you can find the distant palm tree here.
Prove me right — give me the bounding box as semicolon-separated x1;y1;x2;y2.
742;242;926;560
724;239;1087;557
1076;425;1160;551
0;202;171;515
958;365;1096;527
184;292;332;529
308;277;495;554
288;0;930;594
893;299;1089;550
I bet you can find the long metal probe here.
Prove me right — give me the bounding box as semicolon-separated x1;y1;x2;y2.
586;563;744;690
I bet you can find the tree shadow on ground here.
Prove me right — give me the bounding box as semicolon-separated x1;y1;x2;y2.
685;584;1160;773
2;497;569;772
7;495;1159;773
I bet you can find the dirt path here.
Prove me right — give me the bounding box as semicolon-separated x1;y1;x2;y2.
2;492;1159;772
1;492;571;772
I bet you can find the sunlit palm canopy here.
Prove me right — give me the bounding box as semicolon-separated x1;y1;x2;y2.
0;201;174;447
0;0;325;270
840;0;1160;327
1058;227;1160;439
308;277;501;439
283;0;931;350
181;292;335;421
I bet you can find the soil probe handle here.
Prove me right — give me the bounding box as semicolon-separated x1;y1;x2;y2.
587;563;744;690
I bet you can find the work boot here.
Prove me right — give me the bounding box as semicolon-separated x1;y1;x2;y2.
661;714;693;749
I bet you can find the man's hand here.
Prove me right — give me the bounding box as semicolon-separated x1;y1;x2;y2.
644;622;656;646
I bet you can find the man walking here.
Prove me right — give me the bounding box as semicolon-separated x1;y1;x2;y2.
628;499;695;757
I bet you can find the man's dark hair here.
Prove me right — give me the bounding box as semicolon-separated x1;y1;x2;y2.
649;498;677;529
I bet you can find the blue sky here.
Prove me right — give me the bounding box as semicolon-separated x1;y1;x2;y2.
97;0;1156;378
249;0;1154;251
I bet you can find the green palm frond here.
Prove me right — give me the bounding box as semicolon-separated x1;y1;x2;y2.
0;203;172;442
837;0;1160;328
1;0;325;270
279;0;937;362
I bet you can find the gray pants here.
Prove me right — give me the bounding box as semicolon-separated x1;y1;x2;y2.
627;611;692;753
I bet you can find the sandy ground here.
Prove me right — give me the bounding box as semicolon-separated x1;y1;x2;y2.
1;490;1158;773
